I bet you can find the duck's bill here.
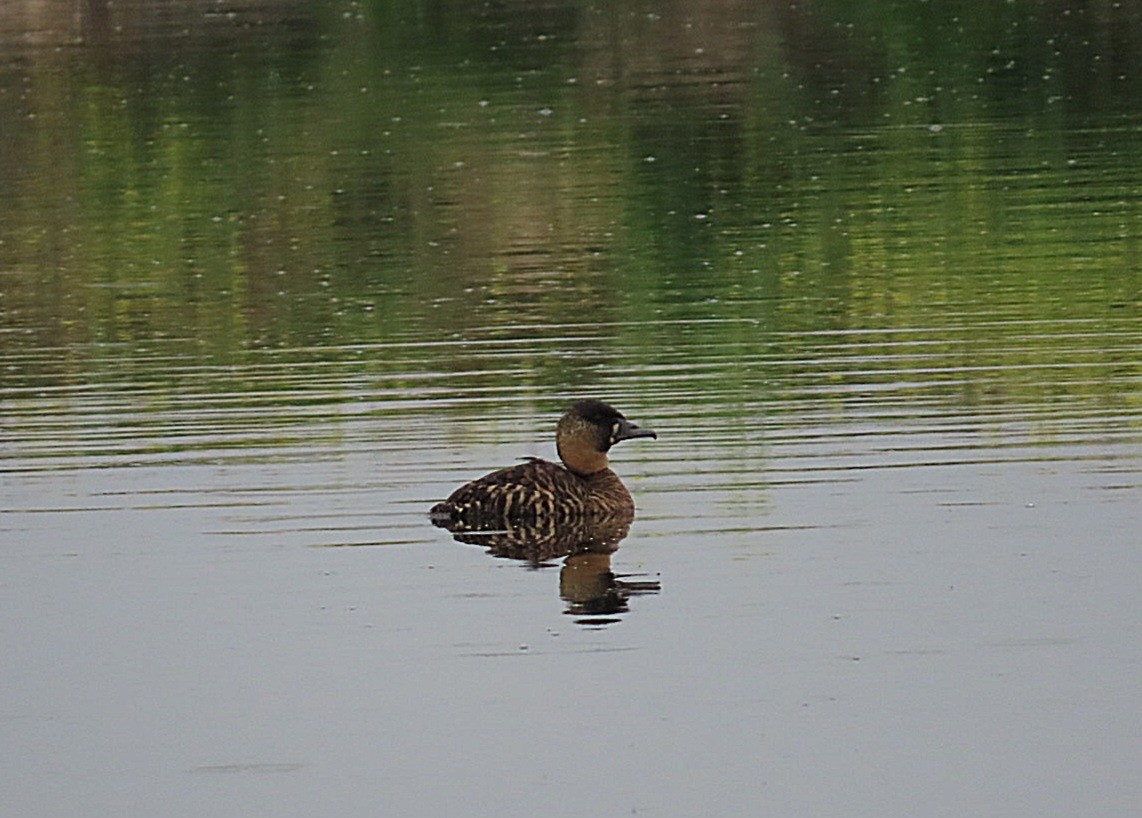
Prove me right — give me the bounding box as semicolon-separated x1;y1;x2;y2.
614;419;657;443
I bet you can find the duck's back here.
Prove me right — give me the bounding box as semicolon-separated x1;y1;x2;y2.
430;458;633;525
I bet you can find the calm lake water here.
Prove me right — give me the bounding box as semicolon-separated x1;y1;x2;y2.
2;2;1140;816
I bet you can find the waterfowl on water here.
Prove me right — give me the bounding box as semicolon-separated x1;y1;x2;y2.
429;399;657;526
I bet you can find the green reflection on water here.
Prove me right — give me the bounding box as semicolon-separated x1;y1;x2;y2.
0;0;1138;423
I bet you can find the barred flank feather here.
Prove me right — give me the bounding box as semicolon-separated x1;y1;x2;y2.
429;459;635;526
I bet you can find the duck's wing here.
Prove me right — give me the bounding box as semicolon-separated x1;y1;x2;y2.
429;459;584;523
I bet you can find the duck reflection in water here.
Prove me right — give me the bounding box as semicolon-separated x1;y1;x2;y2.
439;514;660;626
430;400;660;625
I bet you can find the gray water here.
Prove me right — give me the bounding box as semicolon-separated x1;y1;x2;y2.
2;2;1140;816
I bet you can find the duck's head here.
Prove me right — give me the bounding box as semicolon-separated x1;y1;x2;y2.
556;399;657;476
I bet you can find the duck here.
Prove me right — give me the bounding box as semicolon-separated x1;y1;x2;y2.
429;399;657;526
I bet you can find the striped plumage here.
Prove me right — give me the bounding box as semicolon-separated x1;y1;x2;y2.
445;510;632;565
432;458;633;524
430;399;656;527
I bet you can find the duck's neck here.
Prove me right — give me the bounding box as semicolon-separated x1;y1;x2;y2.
557;438;608;477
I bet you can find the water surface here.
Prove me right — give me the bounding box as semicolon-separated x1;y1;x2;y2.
2;2;1139;816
